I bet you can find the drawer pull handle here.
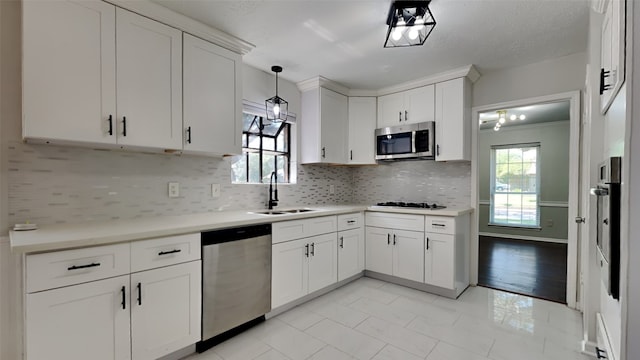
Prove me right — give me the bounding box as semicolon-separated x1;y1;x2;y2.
158;249;182;256
137;282;142;306
121;286;126;310
347;220;356;224
67;262;101;271
433;223;446;227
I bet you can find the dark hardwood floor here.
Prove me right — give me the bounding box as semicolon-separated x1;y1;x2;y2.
478;235;568;304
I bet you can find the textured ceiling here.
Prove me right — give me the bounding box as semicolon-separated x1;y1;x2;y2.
152;0;590;90
478;101;570;131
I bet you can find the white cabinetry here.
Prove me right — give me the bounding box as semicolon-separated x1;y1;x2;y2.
365;212;425;283
23;1;183;152
348;97;377;164
337;213;365;281
183;33;242;156
600;0;626;114
434;77;471;161
272;216;338;308
300;87;349;164
377;85;435;128
24;234;201;360
424;215;470;297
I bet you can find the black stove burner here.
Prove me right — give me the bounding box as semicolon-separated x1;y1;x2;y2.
376;202;447;210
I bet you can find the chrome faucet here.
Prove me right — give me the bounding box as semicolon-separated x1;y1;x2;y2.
268;171;279;209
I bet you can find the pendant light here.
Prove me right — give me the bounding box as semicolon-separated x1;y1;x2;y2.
265;65;288;123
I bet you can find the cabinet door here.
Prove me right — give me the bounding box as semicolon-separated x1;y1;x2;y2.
338;228;365;281
392;230;425;282
183;34;242;155
116;8;182;150
23;0;117;145
348;97;377;164
424;233;455;289
308;233;338;293
405;85;435;125
365;227;393;275
320;88;348;163
435;78;470;161
272;239;308;308
377;92;405;128
130;261;201;360
600;0;626;114
26;276;131;360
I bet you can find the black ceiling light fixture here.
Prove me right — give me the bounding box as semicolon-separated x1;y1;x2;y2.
384;0;436;48
265;65;288;123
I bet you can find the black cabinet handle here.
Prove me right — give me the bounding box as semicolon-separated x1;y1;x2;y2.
347;220;356;224
122;116;127;137
158;249;181;256
399;111;402;122
108;115;113;136
305;244;309;257
433;223;446;227
121;286;126;310
340;236;344;248
350;150;353;161
387;234;390;245
322;147;326;158
596;347;607;359
436;144;440;156
393;234;397;245
405;110;408;121
67;262;101;271
186;126;192;144
600;68;612;95
137;282;142;306
311;243;315;256
426;237;429;250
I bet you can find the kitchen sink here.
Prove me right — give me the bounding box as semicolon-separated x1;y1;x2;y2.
281;208;316;213
249;208;316;215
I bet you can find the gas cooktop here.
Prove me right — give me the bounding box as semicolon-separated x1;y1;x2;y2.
375;202;447;210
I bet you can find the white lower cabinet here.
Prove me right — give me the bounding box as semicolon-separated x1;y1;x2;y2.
337;228;365;281
272;232;337;308
26;276;132;360
424;232;455;289
424;215;470;297
365;226;424;282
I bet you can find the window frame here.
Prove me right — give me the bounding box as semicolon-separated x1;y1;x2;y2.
489;143;541;229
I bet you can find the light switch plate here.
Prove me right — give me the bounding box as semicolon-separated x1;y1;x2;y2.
211;183;221;198
168;182;180;198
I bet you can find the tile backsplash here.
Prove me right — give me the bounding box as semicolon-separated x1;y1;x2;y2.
7;142;471;227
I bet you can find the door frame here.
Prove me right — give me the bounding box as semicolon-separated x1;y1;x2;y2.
470;90;581;309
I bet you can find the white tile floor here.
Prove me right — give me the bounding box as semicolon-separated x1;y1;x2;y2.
184;278;592;360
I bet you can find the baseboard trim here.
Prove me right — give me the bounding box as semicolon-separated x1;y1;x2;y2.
479;232;568;244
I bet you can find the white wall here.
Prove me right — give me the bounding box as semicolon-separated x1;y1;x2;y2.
473;52;586;108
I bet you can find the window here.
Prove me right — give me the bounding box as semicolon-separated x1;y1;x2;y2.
490;143;540;227
231;112;291;184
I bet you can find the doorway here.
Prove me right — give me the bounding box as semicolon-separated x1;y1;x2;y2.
471;92;581;308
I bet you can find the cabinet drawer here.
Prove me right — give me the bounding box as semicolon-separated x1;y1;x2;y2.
338;212;363;231
425;216;455;234
273;216;338;244
130;233;200;272
26;243;130;293
365;212;424;232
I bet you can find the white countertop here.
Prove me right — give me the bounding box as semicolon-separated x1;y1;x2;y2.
10;205;473;254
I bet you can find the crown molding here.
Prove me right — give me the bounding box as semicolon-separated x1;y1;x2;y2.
105;0;255;55
296;76;350;96
373;64;480;96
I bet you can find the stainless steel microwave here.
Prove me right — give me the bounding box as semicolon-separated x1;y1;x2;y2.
375;121;435;160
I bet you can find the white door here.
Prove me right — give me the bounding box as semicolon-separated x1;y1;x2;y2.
392;229;425;282
22;0;117;145
320;88;348;163
130;261;201;360
405;85;435;125
308;233;338;293
26;276;131;360
338;228;364;281
365;227;393;275
183;34;242;155
116;8;182;150
348;97;377;164
377;92;405;127
424;233;455;289
272;239;308;308
435;78;468;161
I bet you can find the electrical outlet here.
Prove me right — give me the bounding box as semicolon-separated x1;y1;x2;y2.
329;184;335;195
211;183;221;198
168;182;180;198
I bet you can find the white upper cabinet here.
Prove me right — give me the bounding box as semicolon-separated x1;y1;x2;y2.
347;97;377;164
434;77;471;161
23;0;117;145
300;87;348;164
183;34;242;156
377;85;434;128
115;8;183;151
600;0;626;114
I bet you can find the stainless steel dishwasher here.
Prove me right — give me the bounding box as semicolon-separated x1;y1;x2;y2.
197;224;271;352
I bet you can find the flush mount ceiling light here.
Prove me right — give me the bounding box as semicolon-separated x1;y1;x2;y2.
265;65;288;123
384;0;436;48
487;110;527;131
